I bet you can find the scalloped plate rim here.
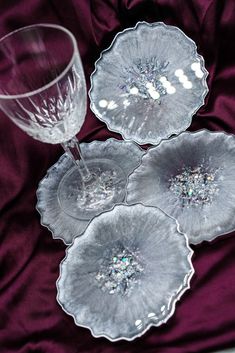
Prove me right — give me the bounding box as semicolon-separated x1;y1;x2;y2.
36;138;145;244
56;202;195;341
89;21;209;146
126;129;235;244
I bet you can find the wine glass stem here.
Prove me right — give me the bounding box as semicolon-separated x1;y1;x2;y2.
61;136;93;182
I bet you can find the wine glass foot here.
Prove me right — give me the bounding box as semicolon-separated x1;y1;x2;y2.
58;158;126;220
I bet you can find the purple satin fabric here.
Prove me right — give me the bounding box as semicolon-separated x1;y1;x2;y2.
1;1;235;352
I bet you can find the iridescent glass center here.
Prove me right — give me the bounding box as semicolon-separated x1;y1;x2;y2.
120;57;171;101
96;248;144;296
169;165;219;207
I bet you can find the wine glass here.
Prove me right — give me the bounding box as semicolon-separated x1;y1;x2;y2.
0;24;126;220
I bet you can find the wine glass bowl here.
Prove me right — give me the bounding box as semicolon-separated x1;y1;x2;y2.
0;24;86;144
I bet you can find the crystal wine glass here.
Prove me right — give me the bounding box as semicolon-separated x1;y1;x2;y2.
0;24;125;220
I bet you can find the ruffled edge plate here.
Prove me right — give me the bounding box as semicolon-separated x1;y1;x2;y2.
126;129;235;244
89;21;209;145
36;138;145;244
56;203;194;341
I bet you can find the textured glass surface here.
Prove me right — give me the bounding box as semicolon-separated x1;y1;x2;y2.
89;22;208;145
0;24;86;144
126;130;235;244
57;204;194;341
36;139;145;244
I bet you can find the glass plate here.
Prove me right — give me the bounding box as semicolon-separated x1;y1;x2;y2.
126;130;235;244
36;138;145;244
57;203;194;341
89;21;208;145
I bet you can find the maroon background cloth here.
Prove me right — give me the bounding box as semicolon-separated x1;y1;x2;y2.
1;1;235;352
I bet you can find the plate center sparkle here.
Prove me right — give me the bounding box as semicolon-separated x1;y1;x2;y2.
120;57;173;101
169;165;219;207
96;248;144;296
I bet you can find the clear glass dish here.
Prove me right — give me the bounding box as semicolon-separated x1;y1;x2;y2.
36;138;145;244
57;203;194;341
89;21;208;145
126;130;235;244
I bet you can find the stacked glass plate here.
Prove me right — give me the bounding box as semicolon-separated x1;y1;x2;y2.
37;22;235;341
